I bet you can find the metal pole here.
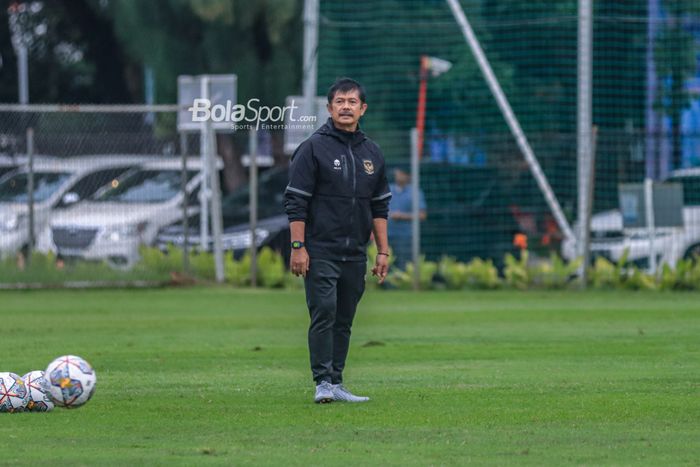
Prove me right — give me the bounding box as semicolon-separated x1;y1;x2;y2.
208;122;225;283
26;127;34;262
582;126;598;285
577;0;593;279
8;3;29;104
415;56;429;160
645;0;660;179
17;44;28;104
410;128;421;291
199;76;210;250
249;128;259;288
180;131;190;275
644;178;657;274
303;0;319;136
445;0;575;244
0;104;180;112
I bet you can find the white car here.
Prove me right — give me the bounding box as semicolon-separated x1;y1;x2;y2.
43;158;214;268
562;168;700;268
0;156;145;257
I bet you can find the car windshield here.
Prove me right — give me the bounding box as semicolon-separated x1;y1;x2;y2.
668;176;700;206
0;171;72;203
0;166;18;179
221;168;288;224
93;169;195;203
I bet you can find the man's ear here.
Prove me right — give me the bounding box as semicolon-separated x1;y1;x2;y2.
360;102;368;116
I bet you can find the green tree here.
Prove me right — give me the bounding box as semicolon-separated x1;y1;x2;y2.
98;0;302;189
1;0;132;103
318;0;514;159
102;0;301;107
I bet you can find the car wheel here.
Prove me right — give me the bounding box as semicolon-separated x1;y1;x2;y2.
684;243;700;263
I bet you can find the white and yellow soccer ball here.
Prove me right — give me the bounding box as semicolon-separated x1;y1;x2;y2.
0;372;30;413
22;371;54;412
45;356;97;408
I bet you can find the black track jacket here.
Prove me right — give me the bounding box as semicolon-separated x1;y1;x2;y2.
284;118;392;262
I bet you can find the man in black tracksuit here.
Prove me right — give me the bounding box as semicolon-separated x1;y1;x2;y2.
284;78;392;404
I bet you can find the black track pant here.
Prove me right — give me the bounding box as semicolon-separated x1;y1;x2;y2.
304;259;366;384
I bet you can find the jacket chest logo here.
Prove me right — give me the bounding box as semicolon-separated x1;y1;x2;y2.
333;158;342;170
363;160;374;175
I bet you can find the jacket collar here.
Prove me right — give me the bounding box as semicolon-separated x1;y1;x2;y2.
315;118;367;146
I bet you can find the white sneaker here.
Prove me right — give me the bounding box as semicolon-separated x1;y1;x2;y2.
314;381;334;404
331;384;370;402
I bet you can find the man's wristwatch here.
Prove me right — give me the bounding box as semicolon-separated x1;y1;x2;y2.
291;241;305;250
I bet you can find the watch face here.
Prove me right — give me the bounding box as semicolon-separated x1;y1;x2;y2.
292;241;303;249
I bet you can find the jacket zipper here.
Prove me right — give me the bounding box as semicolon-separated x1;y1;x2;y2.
348;144;357;196
341;154;348;182
346;143;357;252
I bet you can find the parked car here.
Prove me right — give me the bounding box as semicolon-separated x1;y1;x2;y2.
157;161;571;269
0;156;147;257
156;163;555;269
41;158;216;268
155;166;291;260
0;154;27;179
561;167;700;267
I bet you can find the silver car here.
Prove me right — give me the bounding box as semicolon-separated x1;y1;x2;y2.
1;156;146;257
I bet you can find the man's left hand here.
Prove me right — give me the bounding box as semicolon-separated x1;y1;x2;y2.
371;254;389;284
390;211;410;221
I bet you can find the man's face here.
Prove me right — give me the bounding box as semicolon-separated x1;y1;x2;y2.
327;89;367;130
394;169;410;186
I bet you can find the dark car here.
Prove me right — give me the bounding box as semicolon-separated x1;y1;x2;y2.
156;166;291;259
157;162;560;269
0;155;26;180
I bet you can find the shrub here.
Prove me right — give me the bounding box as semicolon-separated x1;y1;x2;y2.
257;247;286;288
530;253;581;289
659;258;700;291
388;256;438;290
590;250;629;289
464;258;501;289
504;250;529;290
438;256;500;290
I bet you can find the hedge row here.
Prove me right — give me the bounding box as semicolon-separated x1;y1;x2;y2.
2;246;699;291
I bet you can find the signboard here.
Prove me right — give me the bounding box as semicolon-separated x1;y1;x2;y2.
177;75;237;132
283;95;327;155
618;182;684;228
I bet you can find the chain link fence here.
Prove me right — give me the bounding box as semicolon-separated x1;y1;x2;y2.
2;0;700;287
0;106;294;287
318;0;700;273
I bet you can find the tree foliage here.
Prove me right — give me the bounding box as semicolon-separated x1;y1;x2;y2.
0;0;131;103
100;0;302;106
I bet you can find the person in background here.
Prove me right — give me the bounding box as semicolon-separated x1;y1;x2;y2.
388;166;427;269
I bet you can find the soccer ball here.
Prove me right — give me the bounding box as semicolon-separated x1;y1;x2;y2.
22;371;54;412
45;355;97;408
0;372;29;413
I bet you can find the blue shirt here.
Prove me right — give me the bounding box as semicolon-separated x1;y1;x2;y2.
388;183;426;238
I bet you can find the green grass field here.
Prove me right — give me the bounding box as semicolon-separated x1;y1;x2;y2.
2;288;700;465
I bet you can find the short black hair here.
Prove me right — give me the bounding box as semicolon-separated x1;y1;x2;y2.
327;77;366;103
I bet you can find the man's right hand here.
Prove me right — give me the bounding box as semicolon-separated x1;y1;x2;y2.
290;247;310;277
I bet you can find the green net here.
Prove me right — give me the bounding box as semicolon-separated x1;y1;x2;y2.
317;0;700;266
